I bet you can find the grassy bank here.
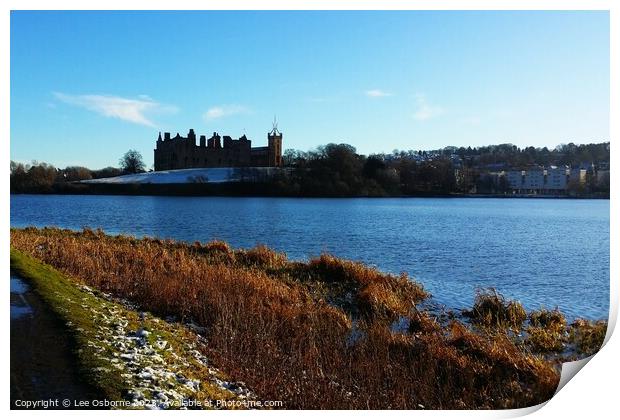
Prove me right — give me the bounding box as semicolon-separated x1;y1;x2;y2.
10;227;607;409
10;249;257;409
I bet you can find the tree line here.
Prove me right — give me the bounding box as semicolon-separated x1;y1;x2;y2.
10;142;610;196
274;141;610;196
447;142;610;168
10;150;145;193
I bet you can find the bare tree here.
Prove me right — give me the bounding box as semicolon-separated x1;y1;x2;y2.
119;150;146;174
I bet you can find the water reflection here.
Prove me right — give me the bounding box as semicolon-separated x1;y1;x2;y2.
11;275;32;319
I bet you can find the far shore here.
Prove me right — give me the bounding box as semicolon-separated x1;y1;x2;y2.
9;182;610;200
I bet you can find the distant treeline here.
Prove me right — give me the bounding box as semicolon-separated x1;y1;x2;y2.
443;142;610;168
10;161;123;193
10;141;610;197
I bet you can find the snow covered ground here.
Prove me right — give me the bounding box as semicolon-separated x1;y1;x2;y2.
81;167;283;184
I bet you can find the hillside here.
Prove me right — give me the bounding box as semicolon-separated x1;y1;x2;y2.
81;167;283;185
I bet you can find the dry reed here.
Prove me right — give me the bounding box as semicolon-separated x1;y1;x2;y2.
11;227;561;409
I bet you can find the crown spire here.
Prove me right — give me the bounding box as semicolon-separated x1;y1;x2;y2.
270;115;280;136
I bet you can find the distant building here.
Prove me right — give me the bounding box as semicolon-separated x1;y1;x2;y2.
524;168;546;190
505;170;525;191
154;123;283;171
504;166;586;194
546;167;569;190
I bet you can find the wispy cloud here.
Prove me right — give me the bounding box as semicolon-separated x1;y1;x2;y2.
53;92;175;127
203;105;250;121
307;96;338;103
413;94;444;121
365;89;393;98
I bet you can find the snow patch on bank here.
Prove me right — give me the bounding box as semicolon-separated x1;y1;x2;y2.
81;167;284;184
75;285;257;409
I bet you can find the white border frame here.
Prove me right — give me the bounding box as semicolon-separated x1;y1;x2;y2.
2;2;617;419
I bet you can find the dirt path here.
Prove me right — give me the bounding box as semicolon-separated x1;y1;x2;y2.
10;272;101;409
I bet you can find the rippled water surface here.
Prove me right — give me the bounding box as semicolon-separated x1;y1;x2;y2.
10;195;610;320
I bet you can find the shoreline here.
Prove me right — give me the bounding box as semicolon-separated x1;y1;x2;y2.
9;188;610;200
9;221;608;322
10;227;608;409
10;197;610;321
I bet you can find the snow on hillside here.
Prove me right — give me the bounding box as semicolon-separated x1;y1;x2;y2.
82;167;282;184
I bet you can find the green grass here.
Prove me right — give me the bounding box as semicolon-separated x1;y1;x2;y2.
10;248;243;408
11;248;128;400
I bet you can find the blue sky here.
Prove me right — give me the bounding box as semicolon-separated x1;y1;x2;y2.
11;10;609;169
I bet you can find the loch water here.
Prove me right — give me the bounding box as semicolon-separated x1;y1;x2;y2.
10;194;610;320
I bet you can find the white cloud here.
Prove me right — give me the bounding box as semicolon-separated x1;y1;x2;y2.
307;96;337;103
53;92;175;127
413;94;444;121
203;105;250;121
365;89;392;98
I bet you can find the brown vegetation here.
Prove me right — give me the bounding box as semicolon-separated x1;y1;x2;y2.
569;319;607;355
525;308;567;353
11;227;595;409
465;294;607;359
464;288;527;330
